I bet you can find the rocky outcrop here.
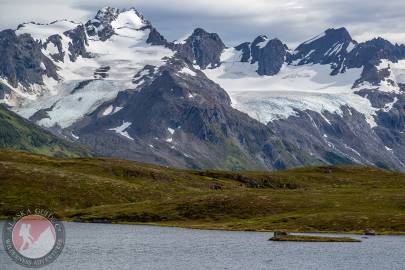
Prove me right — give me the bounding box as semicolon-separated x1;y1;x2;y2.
235;35;288;75
290;27;355;74
253;37;287;76
346;38;405;69
363;228;376;235
0;29;58;90
85;6;120;41
175;28;225;69
145;27;168;46
44;34;64;62
273;231;289;237
64;25;90;61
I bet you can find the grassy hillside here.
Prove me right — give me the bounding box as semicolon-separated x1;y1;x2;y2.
1;150;405;234
0;104;90;157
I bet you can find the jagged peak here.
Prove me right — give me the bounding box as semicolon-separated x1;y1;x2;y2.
253;35;268;42
93;6;148;26
192;27;208;35
300;27;353;48
189;28;222;41
95;6;120;22
363;37;394;47
192;27;224;37
252;35;268;48
324;27;352;42
95;6;143;18
86;6;150;41
174;28;221;45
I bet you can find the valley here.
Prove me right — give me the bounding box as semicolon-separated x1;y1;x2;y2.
1;150;405;234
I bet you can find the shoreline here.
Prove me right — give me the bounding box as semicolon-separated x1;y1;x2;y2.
2;217;401;236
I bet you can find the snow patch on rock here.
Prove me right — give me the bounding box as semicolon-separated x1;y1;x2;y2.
179;67;196;76
109;121;133;140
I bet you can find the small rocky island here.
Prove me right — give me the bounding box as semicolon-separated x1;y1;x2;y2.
269;231;361;242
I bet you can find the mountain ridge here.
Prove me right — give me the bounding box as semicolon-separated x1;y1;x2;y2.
0;6;404;170
0;104;91;157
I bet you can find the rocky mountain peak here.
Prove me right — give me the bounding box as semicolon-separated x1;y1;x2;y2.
324;27;352;42
290;27;356;74
234;35;287;76
175;28;225;69
345;37;405;70
95;6;120;22
251;35;269;48
86;6;149;41
187;28;225;47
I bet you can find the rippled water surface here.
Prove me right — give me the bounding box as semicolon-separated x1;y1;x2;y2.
1;222;404;270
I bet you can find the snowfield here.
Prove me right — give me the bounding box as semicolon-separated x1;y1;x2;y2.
11;10;173;128
203;48;378;127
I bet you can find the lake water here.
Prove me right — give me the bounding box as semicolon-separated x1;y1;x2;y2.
1;222;405;269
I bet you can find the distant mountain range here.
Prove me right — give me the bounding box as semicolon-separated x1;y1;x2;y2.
0;6;404;170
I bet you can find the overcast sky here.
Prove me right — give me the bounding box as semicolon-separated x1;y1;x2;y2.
2;0;405;48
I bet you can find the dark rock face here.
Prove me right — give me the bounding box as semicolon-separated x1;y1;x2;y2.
353;63;392;88
0;83;12;100
290;28;355;74
85;7;119;41
94;66;110;79
0;29;58;89
29;104;55;122
44;34;64;62
145;26;168;46
346;38;405;68
235;35;288;76
64;25;90;61
345;38;405;87
370;92;405;165
290;28;405;85
234;42;251;62
72;59;312;170
268;106;405;170
355;89;395;108
175;28;226;69
253;38;286;76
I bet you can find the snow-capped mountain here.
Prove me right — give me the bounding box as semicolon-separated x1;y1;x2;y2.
0;6;404;170
5;7;173;129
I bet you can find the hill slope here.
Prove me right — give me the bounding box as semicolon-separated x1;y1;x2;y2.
0;105;91;157
1;150;405;234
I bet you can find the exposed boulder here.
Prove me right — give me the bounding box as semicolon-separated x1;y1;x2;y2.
364;228;376;235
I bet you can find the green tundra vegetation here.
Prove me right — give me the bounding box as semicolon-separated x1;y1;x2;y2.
0;104;91;157
1;150;405;234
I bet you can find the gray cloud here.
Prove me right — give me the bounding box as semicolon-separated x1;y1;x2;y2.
2;0;405;48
